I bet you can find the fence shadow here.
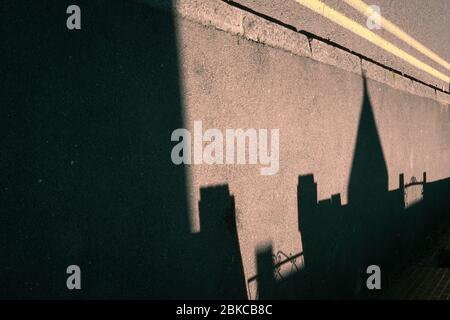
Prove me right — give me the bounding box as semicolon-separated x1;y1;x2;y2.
255;77;450;299
1;2;449;299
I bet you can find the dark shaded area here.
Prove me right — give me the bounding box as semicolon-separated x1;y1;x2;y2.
0;1;248;299
184;185;247;299
0;0;185;298
438;250;450;268
1;1;449;300
256;245;276;300
256;77;450;299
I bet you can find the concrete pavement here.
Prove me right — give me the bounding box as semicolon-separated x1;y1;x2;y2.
225;0;450;91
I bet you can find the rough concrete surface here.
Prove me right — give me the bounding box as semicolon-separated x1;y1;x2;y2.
177;16;450;297
229;0;450;91
2;0;448;300
150;0;450;104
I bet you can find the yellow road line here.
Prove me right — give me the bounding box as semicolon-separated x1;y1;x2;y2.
344;0;450;71
294;0;450;83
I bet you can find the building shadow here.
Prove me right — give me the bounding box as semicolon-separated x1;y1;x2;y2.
182;185;247;299
255;76;450;299
1;2;449;299
0;0;192;298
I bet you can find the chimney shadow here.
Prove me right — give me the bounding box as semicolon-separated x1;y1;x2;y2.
2;3;449;299
184;184;247;299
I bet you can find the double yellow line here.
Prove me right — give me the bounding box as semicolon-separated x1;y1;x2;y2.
294;0;450;83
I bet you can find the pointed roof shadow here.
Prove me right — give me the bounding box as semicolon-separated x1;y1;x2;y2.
348;76;388;204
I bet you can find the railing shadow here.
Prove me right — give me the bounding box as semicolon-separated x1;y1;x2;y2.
254;77;450;299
